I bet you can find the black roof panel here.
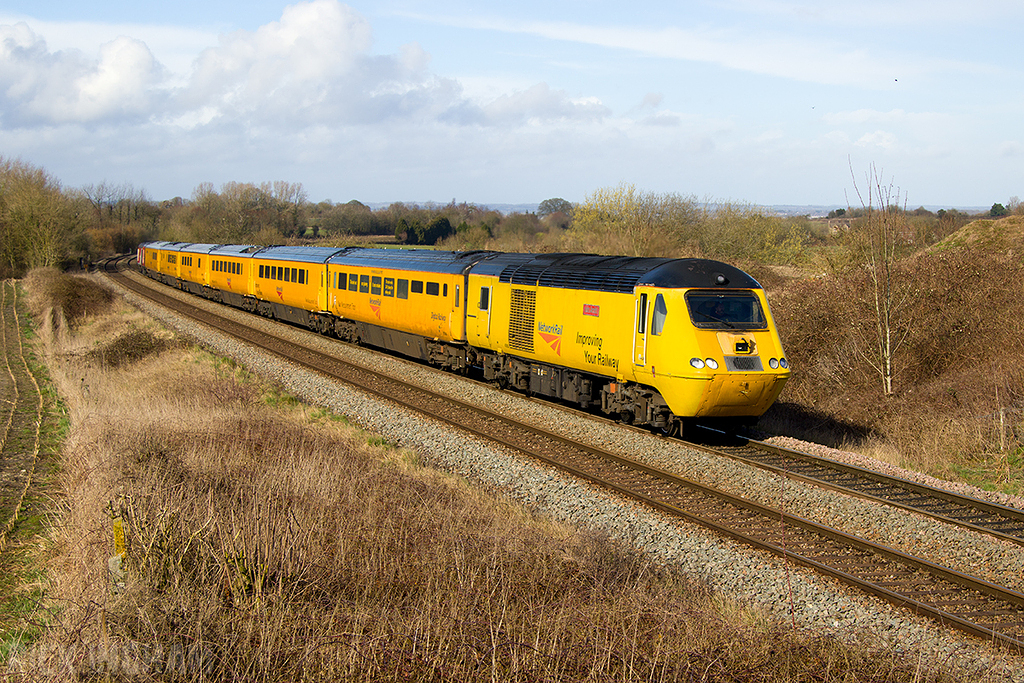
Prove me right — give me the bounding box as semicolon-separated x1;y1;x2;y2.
486;253;759;293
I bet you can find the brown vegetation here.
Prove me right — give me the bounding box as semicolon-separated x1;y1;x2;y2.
764;216;1024;488
2;272;958;681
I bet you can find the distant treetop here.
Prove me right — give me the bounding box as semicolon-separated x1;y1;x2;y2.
538;198;573;218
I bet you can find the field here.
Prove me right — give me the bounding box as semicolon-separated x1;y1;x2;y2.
0;269;959;681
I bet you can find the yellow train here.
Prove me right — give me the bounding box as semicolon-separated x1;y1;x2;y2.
137;241;790;434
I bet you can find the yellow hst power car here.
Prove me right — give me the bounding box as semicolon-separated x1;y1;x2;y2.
138;242;789;435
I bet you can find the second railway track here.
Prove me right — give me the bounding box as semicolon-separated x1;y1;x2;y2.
104;257;1024;652
689;426;1024;547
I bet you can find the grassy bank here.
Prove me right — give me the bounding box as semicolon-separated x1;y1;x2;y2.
0;271;959;681
763;217;1024;494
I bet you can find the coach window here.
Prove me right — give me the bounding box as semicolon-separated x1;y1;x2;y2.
383;278;395;297
397;279;409;299
259;264;265;278
637;293;648;334
371;276;382;295
479;286;490;311
359;275;370;293
411;280;424;294
651;294;668;336
299;269;306;285
426;282;439;296
443;284;448;297
348;273;358;291
292;268;298;283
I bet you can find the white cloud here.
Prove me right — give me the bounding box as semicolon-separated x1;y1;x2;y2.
0;22;164;125
1;1;610;132
478;84;610;125
855;130;898;150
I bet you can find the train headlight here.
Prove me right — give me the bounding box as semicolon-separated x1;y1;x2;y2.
690;358;705;369
769;358;779;369
705;358;719;370
780;357;789;369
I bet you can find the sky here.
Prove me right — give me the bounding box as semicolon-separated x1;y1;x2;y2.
1;1;1021;208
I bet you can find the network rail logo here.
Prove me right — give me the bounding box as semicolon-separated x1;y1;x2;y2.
538;322;562;355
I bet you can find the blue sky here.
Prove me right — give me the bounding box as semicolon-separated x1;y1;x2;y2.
1;1;1021;208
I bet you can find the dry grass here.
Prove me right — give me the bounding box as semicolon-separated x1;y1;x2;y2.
0;269;962;681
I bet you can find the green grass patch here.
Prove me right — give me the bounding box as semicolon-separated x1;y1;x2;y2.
950;448;1024;496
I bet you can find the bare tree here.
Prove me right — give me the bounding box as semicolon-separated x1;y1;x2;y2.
0;158;74;273
848;163;913;396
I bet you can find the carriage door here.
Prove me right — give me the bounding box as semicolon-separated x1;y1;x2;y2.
633;291;649;367
474;283;492;340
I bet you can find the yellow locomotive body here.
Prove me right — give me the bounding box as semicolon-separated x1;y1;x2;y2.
136;243;789;433
464;253;788;428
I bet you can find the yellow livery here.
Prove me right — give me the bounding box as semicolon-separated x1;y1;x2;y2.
137;243;789;435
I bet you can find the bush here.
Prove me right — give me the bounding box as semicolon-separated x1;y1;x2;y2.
22;268;115;328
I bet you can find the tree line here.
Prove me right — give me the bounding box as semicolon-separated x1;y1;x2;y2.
2;155;1019;283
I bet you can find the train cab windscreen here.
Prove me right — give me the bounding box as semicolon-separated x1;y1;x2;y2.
686;292;767;330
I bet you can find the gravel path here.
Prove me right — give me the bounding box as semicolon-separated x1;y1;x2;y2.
112;272;1024;681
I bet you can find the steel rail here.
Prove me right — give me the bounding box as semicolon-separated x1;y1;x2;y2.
688;424;1024;548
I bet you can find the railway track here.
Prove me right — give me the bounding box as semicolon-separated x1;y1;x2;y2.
689;425;1024;548
103;258;1024;651
0;279;44;553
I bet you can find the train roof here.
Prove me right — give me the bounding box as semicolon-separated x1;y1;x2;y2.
138;242;759;291
210;244;261;257
178;243;222;254
477;253;761;293
253;245;350;263
327;248;495;275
